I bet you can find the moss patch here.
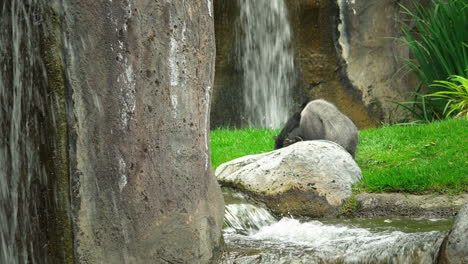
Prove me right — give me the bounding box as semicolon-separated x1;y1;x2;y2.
41;6;73;263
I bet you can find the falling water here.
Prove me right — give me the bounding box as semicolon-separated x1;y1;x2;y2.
0;1;70;263
224;204;277;235
237;0;295;128
223;202;451;263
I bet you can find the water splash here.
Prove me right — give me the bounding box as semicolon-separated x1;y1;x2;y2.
224;204;277;235
237;0;295;128
223;203;449;264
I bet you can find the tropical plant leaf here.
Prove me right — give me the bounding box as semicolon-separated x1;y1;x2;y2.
398;0;468;121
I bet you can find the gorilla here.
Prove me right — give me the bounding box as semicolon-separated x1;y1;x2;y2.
274;99;358;158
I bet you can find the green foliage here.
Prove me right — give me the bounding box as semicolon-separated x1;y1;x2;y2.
339;186;361;217
426;73;468;119
211;119;468;194
399;0;468;121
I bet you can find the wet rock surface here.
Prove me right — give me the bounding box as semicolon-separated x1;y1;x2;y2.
438;203;468;264
0;2;72;262
216;140;362;217
353;193;468;218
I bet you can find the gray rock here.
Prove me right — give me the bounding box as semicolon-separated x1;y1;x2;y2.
216;140;361;217
63;1;224;263
353;193;468;218
438;203;468;264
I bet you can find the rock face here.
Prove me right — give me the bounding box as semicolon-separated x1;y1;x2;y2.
62;1;224;263
212;0;426;129
337;0;425;122
438;203;468;264
287;0;377;127
216;141;362;217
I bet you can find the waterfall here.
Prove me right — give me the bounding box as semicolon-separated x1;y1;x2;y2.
237;0;295;129
0;1;70;263
223;202;449;264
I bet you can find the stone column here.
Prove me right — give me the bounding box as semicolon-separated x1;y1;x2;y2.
62;0;224;263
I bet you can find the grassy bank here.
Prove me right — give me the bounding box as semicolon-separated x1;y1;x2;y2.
210;128;278;169
210;119;468;194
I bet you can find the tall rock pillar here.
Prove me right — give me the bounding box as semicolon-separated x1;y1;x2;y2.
61;0;224;263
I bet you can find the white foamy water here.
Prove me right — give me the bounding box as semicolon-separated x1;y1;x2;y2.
225;204;277;235
223;203;448;264
237;0;295;128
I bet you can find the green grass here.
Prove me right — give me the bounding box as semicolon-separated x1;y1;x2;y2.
356;119;467;194
210;128;279;169
210;119;468;194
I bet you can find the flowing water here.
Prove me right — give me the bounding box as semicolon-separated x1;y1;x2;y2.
223;192;452;264
0;1;69;263
237;0;295;128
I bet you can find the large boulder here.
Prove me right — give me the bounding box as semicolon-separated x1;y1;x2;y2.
216;140;362;217
438;203;468;264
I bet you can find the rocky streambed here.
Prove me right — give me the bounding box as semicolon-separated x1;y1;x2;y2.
216;141;468;263
221;189;462;264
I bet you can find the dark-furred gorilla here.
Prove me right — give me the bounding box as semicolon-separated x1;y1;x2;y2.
274;99;358;158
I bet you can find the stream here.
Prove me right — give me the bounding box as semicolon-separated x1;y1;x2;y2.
222;191;452;264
